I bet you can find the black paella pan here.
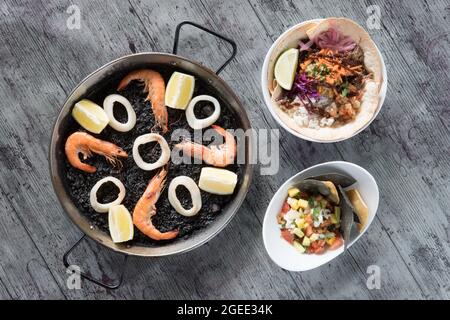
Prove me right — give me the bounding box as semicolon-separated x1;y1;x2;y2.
49;22;252;288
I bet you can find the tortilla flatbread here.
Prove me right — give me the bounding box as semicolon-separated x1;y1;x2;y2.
268;18;384;141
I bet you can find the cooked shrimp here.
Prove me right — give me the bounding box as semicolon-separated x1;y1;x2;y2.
174;125;236;167
117;69;168;133
65;132;128;173
132;167;179;241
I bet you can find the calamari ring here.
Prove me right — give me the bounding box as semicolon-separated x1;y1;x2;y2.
90;176;126;213
185;95;221;130
133;133;170;171
168;176;202;217
103;94;136;132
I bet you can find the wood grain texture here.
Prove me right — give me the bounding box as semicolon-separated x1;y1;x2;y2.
0;0;448;299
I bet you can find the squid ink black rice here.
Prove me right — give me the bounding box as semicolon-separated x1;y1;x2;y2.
63;66;242;246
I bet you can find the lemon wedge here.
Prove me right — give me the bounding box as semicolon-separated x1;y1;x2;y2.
108;205;134;243
198;167;238;195
165;72;195;110
274;48;299;90
72;99;109;134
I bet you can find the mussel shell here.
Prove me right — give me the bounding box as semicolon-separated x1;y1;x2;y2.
337;185;357;249
297;179;331;198
298;179;339;204
308;173;356;188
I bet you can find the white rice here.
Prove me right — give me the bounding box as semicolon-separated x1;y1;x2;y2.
289;104;335;129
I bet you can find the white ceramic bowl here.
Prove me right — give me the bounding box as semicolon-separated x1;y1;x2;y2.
261;19;388;143
262;161;379;272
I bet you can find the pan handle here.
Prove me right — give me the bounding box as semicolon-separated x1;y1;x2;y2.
172;21;237;74
63;235;129;290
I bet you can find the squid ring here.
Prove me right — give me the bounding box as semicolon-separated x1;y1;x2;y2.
133;133;170;171
103;94;136;132
168;176;202;217
185;95;221;130
90;176;126;213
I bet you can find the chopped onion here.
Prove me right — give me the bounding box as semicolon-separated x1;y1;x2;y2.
90;177;126;213
103;94;136;132
299;39;314;51
132;133;170;171
313;28;356;52
168;176;202;217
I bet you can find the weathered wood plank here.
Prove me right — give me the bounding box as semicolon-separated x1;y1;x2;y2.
0;0;448;299
0;194;65;299
200;0;429;299
249;0;450;298
0;277;12;299
0;0;140;299
0;0;299;299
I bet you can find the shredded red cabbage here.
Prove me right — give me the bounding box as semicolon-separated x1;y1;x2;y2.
287;73;319;100
299;27;356;52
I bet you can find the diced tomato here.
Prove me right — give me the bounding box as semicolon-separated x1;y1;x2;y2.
329;236;344;250
281;229;294;244
305;225;313;237
309;240;327;254
281;201;290;214
312;246;325;254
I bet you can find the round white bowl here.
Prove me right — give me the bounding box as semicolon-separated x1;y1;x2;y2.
262;161;379;272
261;19;388;143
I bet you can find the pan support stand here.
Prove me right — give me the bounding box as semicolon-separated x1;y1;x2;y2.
63;235;129;290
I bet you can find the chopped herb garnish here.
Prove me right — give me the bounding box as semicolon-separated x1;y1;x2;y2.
312;207;320;217
340;81;349;97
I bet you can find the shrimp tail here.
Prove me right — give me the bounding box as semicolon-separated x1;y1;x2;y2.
117;69;168;133
211;124;226;137
133;167;179;241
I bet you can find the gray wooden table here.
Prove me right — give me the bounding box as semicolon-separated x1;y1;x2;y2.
0;0;449;300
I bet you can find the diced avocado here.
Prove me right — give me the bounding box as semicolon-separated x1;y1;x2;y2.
310;233;319;242
297;199;309;209
293;228;304;238
293;241;306;253
288;187;301;198
302;236;311;247
325;232;335;239
334;206;341;221
330;214;339;224
295;218;305;228
287;197;300;210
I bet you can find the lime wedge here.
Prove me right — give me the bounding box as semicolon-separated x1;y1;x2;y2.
274;48;299;90
165;72;195;110
198;167;238;195
72;99;109;134
108;205;134;243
